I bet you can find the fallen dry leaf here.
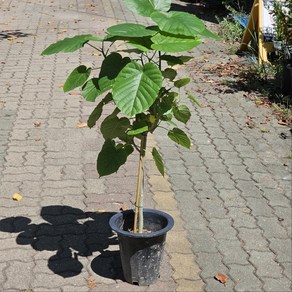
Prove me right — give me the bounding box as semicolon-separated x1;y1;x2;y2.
34;120;41;127
57;29;67;34
87;282;97;288
246;120;255;128
214;273;228;285
75;122;87;128
278;119;289;126
12;193;23;201
69;91;80;96
7;37;17;41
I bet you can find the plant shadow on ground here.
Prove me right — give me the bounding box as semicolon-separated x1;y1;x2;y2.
0;205;124;280
0;30;32;40
171;0;227;23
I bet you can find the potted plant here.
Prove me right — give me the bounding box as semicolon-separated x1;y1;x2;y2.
272;0;292;95
41;0;218;285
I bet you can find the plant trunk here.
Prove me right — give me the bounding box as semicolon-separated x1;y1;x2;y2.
133;134;147;233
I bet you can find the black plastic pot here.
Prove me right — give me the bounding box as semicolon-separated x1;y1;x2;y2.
109;208;174;286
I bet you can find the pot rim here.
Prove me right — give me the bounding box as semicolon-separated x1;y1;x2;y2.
109;208;174;238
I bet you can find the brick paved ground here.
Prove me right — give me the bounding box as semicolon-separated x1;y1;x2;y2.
0;0;291;291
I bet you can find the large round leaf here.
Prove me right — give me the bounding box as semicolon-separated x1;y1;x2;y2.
112;62;162;117
151;32;202;52
107;23;155;37
123;0;171;17
151;11;205;37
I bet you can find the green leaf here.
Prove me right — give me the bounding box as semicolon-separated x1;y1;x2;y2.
41;34;102;55
82;77;113;102
101;116;130;140
199;28;220;40
107;23;156;37
87;93;112;128
151;11;205;37
100;52;131;80
123;0;171;17
97;140;128;176
174;78;190;88
188;94;201;107
152;147;164;176
162;68;177;80
151;32;202;52
124;144;134;156
168;128;191;148
160;55;193;66
112;61;163;116
127;37;153;52
63;65;91;92
159;92;176;115
173;105;191;124
127;120;149;135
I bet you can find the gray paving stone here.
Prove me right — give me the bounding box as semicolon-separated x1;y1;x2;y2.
3;261;34;290
188;229;218;253
218;189;246;208
282;262;292;281
196;252;229;279
227;164;251;181
269;238;292;264
187;166;211;181
272;206;292;235
229;264;262;292
262;277;292;292
203;158;227;173
201;198;227;218
236;180;263;198
262;187;291;207
257;216;289;239
249;250;283;278
228;207;258;229
211;172;235;189
245;197;275;217
181;151;204;167
252;173;279;189
217;240;249;265
168;174;193;191
220;151;243;165
209;218;238;241
197;144;220;159
237;227;270;252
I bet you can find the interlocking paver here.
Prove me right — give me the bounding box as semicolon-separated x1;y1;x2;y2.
237;227;270;252
249;250;283;278
229;264;262;292
0;0;291;291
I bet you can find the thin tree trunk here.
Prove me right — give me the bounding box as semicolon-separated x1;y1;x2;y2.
133;134;147;233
